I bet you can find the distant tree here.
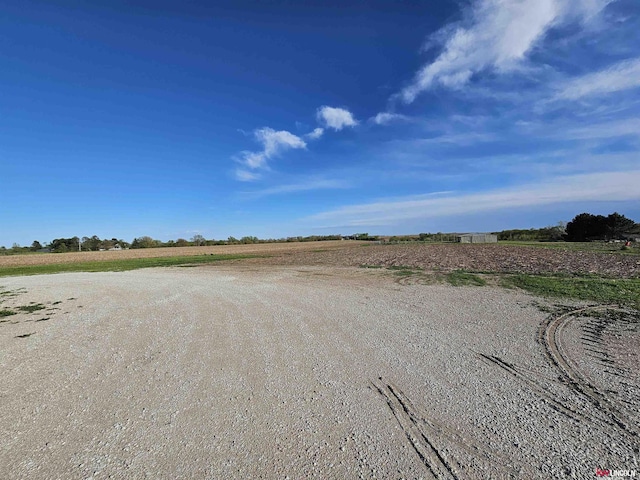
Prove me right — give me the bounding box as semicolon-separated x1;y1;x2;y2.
227;236;238;244
50;237;79;253
55;242;68;253
175;238;189;247
30;240;43;251
131;236;160;249
565;213;608;241
605;212;636;240
191;234;205;246
80;235;102;251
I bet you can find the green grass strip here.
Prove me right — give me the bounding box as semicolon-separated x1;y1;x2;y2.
446;270;487;286
0;254;261;278
502;274;640;308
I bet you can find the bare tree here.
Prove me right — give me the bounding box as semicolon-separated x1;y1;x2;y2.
191;234;205;246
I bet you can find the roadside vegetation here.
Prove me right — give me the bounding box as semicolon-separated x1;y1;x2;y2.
364;265;639;309
501;274;640;309
1;210;638;309
0;254;260;277
0;234;350;255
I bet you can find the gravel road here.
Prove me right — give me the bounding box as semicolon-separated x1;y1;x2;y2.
1;266;638;479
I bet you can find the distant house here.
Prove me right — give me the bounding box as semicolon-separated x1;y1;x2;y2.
108;244;122;251
622;234;640;243
456;233;498;244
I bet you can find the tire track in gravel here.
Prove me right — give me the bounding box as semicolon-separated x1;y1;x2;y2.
372;379;458;480
480;305;639;450
372;378;531;479
476;353;600;427
539;306;640;444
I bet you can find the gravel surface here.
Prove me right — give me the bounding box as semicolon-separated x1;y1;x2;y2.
1;266;638;479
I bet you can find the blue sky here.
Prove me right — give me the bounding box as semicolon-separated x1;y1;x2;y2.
2;0;639;246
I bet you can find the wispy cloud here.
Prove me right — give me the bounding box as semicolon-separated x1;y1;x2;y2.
239;177;350;198
305;127;324;140
316;106;358;130
235;169;262;182
370;112;411;125
414;131;498;146
559;117;640;140
307;170;640;227
235;127;306;179
399;0;610;103
552;57;640;101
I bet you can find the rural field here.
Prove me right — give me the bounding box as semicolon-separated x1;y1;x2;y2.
1;242;638;478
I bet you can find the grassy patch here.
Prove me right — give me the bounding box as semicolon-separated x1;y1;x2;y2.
388;265;421;277
446;270;487;286
501;274;640;309
0;254;262;277
0;309;16;317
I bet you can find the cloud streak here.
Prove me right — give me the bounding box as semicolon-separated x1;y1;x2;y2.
399;0;611;103
552;57;640;101
239;177;350;198
370;112;411;125
307;170;640;227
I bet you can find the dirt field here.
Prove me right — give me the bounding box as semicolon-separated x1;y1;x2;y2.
1;262;638;479
247;242;640;278
2;241;639;278
0;241;365;267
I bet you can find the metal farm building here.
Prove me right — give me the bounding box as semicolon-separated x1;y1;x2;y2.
456;234;498;244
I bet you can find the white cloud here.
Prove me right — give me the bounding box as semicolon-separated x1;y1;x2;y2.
316;106;358;130
305;127;325;140
240;177;350;198
307;170;640;227
559;118;640;140
552;57;640;101
235;169;262;182
415;131;498;145
238;127;306;171
371;112;410;125
256;127;306;158
399;0;611;103
239;151;268;169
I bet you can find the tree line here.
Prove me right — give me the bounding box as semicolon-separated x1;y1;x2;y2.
564;212;638;242
496;212;638;242
1;212;637;255
0;234;347;254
